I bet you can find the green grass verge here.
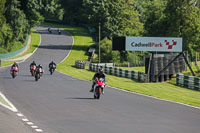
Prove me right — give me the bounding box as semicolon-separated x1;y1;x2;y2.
0;94;10;107
1;29;40;67
45;23;200;107
0;29;41;108
1;61;14;67
26;28;41;54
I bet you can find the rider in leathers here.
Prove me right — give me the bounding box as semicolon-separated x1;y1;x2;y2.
30;61;36;69
49;61;56;71
90;68;106;93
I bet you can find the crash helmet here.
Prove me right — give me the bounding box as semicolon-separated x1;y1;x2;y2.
99;68;103;75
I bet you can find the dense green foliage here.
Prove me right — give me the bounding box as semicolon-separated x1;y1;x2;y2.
0;0;62;54
81;0;144;38
41;0;63;20
60;0;200;63
60;0;83;24
1;0;200;64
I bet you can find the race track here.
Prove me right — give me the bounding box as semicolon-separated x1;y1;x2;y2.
0;26;200;133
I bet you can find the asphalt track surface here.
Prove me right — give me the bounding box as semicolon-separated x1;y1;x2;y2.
0;26;200;133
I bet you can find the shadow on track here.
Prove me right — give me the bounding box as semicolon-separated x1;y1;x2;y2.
22;80;36;82
38;45;72;50
66;97;94;100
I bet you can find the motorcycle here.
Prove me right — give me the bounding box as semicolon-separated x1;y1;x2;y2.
57;29;61;35
49;64;56;75
30;65;36;76
35;71;40;81
10;66;18;78
48;28;52;33
35;67;44;81
93;78;105;99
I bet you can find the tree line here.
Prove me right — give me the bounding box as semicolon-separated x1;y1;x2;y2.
61;0;200;63
1;0;200;64
0;0;62;53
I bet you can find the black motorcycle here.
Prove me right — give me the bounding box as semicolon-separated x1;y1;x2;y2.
35;67;43;81
49;64;56;75
35;70;40;81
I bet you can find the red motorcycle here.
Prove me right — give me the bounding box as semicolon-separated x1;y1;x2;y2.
93;78;105;99
10;66;18;78
30;65;36;76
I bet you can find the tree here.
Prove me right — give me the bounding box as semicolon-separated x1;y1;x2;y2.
19;0;44;28
142;0;167;36
5;0;29;45
0;0;13;50
164;0;200;52
60;0;83;23
82;0;144;39
99;37;112;62
40;0;63;20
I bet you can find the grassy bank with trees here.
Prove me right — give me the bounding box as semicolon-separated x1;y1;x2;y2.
1;29;40;67
0;0;62;54
43;22;200;107
1;0;200;107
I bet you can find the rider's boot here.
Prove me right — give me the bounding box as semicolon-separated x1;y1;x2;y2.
90;83;95;92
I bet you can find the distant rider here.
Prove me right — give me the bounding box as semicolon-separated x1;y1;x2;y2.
12;61;18;68
11;62;19;73
49;61;56;73
36;64;44;76
90;68;106;93
48;27;51;33
30;61;36;69
49;61;56;70
57;28;61;34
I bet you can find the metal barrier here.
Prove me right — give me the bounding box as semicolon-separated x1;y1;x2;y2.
0;36;30;59
75;60;85;69
89;63;148;82
176;74;200;90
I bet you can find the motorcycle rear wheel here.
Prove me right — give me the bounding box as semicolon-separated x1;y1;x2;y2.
12;73;15;78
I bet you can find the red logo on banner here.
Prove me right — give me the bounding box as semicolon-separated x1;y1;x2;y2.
165;40;177;49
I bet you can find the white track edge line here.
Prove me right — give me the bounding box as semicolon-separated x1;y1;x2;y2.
0;33;42;112
0;92;18;112
54;30;200;110
56;70;200;110
58;30;74;64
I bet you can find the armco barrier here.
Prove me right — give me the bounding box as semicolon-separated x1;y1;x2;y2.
176;74;200;91
89;63;148;82
75;60;85;69
0;36;30;59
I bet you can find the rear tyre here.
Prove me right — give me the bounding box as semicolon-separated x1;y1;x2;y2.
97;94;100;99
31;71;34;76
96;87;100;99
35;74;39;81
12;73;15;78
50;69;53;75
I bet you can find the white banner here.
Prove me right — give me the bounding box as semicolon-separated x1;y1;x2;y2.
126;37;182;52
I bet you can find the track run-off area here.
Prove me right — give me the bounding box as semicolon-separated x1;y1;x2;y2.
0;26;200;133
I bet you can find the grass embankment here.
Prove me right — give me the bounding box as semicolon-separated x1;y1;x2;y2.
0;94;10;107
0;29;40;108
1;29;40;67
45;23;200;107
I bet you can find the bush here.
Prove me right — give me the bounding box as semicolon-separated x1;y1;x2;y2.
0;47;8;54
